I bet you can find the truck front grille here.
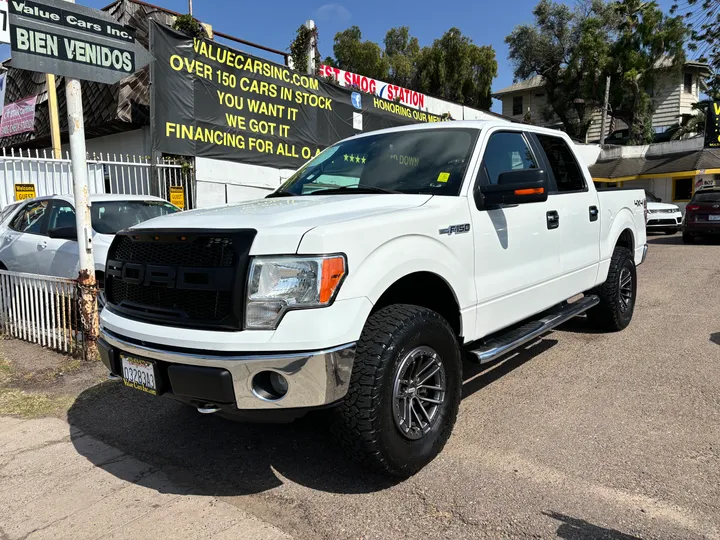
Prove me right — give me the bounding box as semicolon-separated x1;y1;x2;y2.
105;230;256;330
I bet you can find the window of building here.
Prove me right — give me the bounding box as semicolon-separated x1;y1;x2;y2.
512;96;523;116
536;134;586;192
481;132;538;185
684;73;693;94
673;177;693;202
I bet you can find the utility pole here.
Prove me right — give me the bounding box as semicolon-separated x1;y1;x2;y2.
46;74;62;159
63;0;98;360
188;0;192;15
304;19;316;74
599;75;610;146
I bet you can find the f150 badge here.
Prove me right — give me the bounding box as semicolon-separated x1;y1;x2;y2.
439;224;471;235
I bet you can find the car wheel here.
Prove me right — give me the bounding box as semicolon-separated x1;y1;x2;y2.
682;232;694;244
587;246;637;332
335;304;462;477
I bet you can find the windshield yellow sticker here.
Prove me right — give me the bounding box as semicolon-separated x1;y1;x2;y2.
437;172;450;183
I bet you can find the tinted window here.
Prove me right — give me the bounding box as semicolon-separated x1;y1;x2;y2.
684;73;692;93
0;203;20;224
482;132;538;185
692;191;720;203
537;134;586;192
91;201;180;234
279;128;479;197
10;200;50;234
48;203;76;231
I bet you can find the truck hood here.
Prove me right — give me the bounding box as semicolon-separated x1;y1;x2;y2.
130;194;433;232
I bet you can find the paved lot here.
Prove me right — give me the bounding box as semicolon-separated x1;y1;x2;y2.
2;235;720;539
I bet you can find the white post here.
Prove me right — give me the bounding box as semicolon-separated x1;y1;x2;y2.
64;0;98;360
188;0;193;15
304;19;316;74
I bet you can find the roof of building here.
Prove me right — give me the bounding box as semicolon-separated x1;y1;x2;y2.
590;146;720;180
492;76;546;97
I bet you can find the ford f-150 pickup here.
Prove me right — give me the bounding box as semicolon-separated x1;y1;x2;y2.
98;121;648;477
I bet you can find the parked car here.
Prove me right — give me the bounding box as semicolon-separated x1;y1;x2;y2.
97;121;647;477
682;187;720;243
644;190;682;234
0;195;180;288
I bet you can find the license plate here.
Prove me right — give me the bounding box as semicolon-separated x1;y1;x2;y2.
121;355;157;395
709;215;720;221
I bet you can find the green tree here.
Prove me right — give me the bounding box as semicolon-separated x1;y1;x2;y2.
608;0;688;144
323;26;497;109
384;26;420;88
415;28;498;110
670;0;720;98
328;26;389;81
505;0;614;140
506;0;688;144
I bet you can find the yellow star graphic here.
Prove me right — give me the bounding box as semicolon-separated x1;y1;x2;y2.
344;154;349;161
350;155;356;163
361;156;367;164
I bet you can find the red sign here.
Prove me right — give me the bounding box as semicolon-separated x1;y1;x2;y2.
319;65;427;109
0;96;37;137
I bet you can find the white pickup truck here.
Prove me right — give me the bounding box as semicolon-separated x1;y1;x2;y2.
98;121;647;477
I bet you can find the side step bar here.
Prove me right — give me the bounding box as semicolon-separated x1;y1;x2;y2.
469;295;600;364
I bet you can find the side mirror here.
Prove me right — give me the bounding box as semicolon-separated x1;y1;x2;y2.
48;226;78;241
480;169;549;206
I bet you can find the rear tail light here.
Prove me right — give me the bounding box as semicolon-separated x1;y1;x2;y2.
686;204;700;211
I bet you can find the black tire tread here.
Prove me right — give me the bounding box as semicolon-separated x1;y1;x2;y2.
334;304;460;477
587;246;634;332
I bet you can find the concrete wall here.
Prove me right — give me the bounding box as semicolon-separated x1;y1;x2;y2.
57;128;151;158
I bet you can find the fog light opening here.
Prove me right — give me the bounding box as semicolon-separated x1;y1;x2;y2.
252;371;289;401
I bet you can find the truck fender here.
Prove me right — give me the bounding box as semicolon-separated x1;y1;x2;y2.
599;207;636;281
337;235;476;333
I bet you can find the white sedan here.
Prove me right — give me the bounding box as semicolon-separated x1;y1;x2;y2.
0;194;180;286
645;190;682;234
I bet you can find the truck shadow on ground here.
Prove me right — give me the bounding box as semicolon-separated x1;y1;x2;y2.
543;512;641;540
67;337;557;497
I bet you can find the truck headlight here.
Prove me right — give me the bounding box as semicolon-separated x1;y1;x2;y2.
245;255;347;329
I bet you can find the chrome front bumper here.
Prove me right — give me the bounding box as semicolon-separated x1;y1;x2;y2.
100;330;356;410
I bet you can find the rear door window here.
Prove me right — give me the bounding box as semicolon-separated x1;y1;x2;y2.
536;134;586;192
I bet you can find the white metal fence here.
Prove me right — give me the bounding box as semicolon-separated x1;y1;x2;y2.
0;270;80;355
0;148;195;210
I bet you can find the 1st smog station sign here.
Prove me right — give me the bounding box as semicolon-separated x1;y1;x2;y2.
8;0;151;85
151;22;446;169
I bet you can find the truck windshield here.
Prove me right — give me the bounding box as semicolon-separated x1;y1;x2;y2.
91;201;180;234
275;128;479;196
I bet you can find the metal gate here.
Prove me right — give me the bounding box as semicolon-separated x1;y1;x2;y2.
0;270;80;355
0;148;196;210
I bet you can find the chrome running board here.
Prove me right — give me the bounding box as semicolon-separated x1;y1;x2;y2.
469;295;600;364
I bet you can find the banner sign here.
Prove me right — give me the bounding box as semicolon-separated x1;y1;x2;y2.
8;0;151;85
151;22;444;169
0;72;7;117
704;101;720;148
319;64;427;110
0;95;36;137
14;183;35;200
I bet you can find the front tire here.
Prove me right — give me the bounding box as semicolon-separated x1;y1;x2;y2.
335;305;462;477
587;246;637;332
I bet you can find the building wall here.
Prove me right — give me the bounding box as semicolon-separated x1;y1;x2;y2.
56;128;151;158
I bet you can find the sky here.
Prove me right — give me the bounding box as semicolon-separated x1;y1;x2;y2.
5;0;681;112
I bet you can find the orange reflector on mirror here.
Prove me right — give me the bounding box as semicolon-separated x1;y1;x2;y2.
514;187;545;196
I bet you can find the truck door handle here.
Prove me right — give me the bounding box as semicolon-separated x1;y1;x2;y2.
546;210;560;229
589;206;599;222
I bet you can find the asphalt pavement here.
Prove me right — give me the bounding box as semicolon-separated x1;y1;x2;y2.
5;235;720;539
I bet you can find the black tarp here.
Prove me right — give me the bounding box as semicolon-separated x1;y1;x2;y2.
150;22;446;168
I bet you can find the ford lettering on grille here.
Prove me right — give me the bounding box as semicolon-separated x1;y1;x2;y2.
106;260;235;291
